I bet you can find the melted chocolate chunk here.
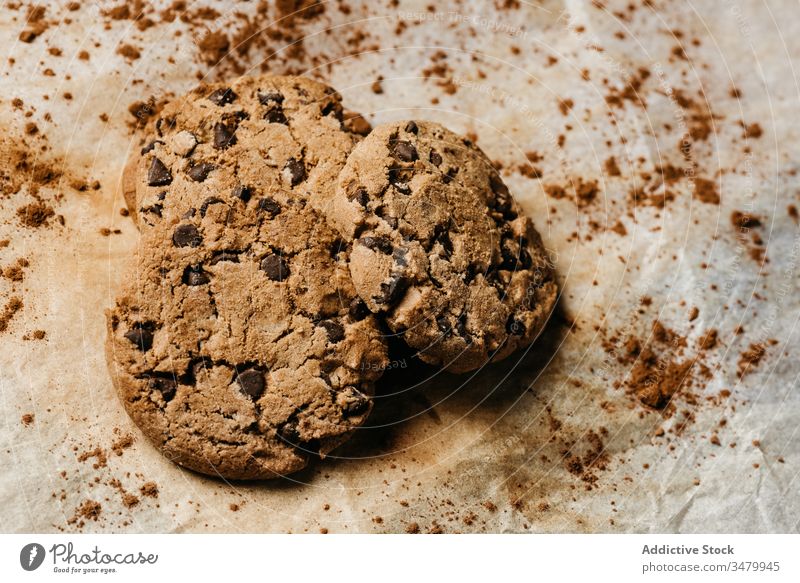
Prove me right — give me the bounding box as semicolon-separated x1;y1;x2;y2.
257;91;284;105
392;140;418;162
348;298;371;321
404;120;418;134
377;275;409;305
124;323;154;352
321;99;343;120
209;250;241;265
360;236;393;255
489;173;510;198
348;186;369;207
429;149;443;166
264;106;288;124
199;196;225;217
320;320;345;343
284;158;306;186
172;224;202;247
182;264;210;286
147;376;176;402
257;197;282;217
187;162;215;183
147;157;172;186
260;254;289;281
236;368;265;399
232;184;252;203
278;421;300;445
342;389;370;416
140;140;162;155
213;122;236;150
388;167;412;193
207;88;237;106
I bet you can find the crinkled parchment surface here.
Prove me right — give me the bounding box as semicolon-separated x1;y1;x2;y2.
1;0;798;533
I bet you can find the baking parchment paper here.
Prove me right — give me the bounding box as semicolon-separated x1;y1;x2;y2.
1;0;798;533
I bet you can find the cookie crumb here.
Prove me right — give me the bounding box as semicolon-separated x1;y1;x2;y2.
21;413;34;426
111;433;135;456
139;482;159;498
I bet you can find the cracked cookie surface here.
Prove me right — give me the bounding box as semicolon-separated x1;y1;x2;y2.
107;75;387;479
324;120;558;373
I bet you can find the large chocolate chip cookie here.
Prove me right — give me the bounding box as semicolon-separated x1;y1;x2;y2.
107;76;387;479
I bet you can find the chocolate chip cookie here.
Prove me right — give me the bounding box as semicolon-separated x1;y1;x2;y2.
122;75;368;226
107;76;387;479
324;120;557;373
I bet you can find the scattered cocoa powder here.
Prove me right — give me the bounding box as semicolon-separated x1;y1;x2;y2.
17;202;55;228
0;296;23;333
68;500;102;525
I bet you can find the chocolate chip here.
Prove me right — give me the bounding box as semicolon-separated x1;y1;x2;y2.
257;91;284;105
147;157;172;186
404;120;418;134
360;236;393;255
264;107;287;124
140;203;163;219
377;275;409;305
210;250;241;265
199;196;225;217
321;99;343;120
329;238;348;259
442;167;458;184
342;390;370;416
236;368;265;399
437;316;451;336
348;298;370;321
506;316;526;336
207;88;237;106
182;264;210;286
278;421;300;444
500;239;531;270
455;312;469;338
124;324;153;352
464;262;480;284
260;253;289;281
232;184;252;202
187;162;215;182
429;149;442;166
257;197;281;217
172;224;202;247
489;174;510;198
392;140;418;162
148;377;176;402
388;167;412;193
213;122;236;149
347;186;369;207
155;117;176;137
140;140;162;155
320;320;345;343
284;158;305;186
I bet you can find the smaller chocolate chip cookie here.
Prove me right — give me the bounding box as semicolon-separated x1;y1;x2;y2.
325;120;557;373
